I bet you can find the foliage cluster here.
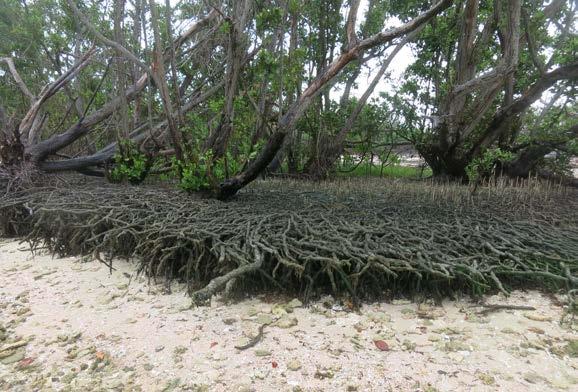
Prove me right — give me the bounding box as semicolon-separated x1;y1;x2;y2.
172;149;241;192
465;148;515;183
109;140;150;185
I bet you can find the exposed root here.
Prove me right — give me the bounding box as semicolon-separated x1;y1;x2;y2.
234;323;268;350
477;303;537;315
193;248;263;305
0;178;576;303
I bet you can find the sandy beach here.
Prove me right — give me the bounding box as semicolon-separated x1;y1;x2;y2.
0;239;576;391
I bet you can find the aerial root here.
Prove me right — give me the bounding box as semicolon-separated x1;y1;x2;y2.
192;248;263;305
0;179;576;302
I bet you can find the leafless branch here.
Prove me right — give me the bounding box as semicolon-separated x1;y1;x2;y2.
0;58;35;102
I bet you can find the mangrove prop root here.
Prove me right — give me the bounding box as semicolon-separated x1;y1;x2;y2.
0;178;576;303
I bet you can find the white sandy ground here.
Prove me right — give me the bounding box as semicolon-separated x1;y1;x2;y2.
0;239;577;392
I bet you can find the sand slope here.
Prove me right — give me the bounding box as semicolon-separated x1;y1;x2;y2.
0;240;576;391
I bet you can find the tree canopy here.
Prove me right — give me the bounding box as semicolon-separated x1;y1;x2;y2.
0;0;576;196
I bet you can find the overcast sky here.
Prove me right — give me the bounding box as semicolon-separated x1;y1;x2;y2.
332;0;416;101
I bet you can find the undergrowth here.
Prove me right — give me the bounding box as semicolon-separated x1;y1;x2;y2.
337;163;431;178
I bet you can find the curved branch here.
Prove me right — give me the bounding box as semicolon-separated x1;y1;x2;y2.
357;0;452;52
217;0;453;199
66;0;150;74
472;62;578;156
19;48;96;146
505;124;578;178
25;9;219;163
0;58;35;102
40;78;226;172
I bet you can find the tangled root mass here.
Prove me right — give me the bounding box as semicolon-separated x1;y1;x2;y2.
0;178;576;304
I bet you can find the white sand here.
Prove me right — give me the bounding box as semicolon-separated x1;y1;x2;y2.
0;239;576;391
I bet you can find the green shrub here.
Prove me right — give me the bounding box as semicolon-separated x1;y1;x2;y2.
109;140;150;185
173;149;241;192
466;148;514;183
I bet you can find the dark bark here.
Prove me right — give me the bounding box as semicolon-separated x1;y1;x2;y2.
22;9;217;168
471;61;578;157
18;48;96;148
503;143;555;178
25;74;148;163
503;124;578;178
416;0;578;178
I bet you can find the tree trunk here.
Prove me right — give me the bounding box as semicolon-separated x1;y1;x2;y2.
114;0;130;140
417;1;578;180
216;0;453;198
18;9;218;169
204;0;251;159
421;61;578;179
149;0;184;162
503;124;578;178
304;26;422;178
